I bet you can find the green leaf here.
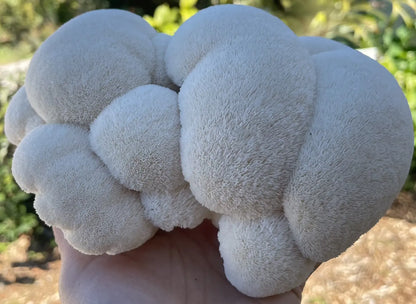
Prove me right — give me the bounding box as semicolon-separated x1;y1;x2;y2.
154;4;179;27
180;7;198;22
180;0;198;9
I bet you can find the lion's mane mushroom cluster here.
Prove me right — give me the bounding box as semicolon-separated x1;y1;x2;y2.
4;4;414;297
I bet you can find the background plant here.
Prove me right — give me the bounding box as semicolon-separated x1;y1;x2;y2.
0;72;38;245
143;0;198;35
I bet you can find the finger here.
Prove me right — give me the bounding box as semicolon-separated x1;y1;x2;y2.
52;227;93;263
52;227;70;258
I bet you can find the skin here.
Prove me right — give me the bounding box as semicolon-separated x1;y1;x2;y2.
54;221;302;304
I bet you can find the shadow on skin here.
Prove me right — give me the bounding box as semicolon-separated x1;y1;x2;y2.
55;221;302;304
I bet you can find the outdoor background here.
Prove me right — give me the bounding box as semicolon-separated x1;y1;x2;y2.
0;0;416;303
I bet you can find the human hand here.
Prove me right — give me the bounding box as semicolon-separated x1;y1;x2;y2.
54;221;302;304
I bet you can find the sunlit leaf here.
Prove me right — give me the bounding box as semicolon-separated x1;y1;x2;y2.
180;0;198;9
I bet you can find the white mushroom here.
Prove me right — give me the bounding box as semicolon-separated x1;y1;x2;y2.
6;5;413;298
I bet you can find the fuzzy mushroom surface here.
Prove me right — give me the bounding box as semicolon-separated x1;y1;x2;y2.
5;4;414;298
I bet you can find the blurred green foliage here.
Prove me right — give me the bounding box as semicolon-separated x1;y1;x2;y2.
143;0;198;34
0;73;38;243
375;2;416;190
0;0;108;64
1;0;416;247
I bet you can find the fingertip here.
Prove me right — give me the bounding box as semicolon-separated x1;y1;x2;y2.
292;286;303;301
53;227;83;260
53;227;66;252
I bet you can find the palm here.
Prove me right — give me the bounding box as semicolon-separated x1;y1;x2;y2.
55;221;302;304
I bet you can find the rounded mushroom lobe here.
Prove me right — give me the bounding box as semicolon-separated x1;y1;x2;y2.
4;86;44;145
25;9;157;125
13;124;157;255
283;47;414;262
90;84;182;193
218;214;316;297
168;4;317;217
